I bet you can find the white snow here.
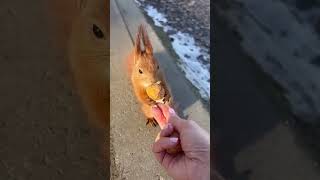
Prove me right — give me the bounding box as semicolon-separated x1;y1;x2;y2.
169;32;210;99
134;0;141;7
138;3;210;100
144;5;167;27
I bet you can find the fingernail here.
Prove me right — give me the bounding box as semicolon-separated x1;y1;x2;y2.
169;137;178;144
169;108;176;115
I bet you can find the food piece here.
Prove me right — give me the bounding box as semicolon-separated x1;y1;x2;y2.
146;81;165;103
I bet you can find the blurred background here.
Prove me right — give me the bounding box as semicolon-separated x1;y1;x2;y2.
214;0;320;179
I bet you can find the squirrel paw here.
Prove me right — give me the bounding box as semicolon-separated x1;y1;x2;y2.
146;98;157;106
146;118;158;127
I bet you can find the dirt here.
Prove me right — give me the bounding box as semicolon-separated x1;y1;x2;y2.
0;0;108;179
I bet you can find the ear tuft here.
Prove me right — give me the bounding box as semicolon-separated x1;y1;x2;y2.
140;24;153;55
134;25;142;55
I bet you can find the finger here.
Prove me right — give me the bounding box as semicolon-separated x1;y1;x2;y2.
157;104;185;132
152;137;179;163
155;124;173;142
152;106;166;129
166;108;185;132
157;103;170;119
153;137;179;153
159;123;174;137
155;132;161;142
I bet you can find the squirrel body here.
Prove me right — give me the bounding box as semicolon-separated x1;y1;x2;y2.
127;25;173;126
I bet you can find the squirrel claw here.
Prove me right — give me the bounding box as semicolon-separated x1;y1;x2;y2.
146;118;158;127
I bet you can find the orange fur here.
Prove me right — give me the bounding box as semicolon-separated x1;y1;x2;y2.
127;25;174;124
68;0;109;129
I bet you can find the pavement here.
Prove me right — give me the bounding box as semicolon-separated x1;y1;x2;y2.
110;0;210;179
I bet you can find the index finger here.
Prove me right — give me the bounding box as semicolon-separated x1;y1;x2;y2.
157;103;170;119
152;106;167;129
157;104;185;132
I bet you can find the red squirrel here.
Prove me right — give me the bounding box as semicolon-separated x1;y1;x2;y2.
126;25;173;127
126;25;181;153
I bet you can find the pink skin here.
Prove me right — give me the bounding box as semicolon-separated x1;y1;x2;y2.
151;104;174;129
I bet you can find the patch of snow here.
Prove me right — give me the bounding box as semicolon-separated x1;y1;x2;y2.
138;3;210;100
170;32;210;99
144;5;167;27
134;0;142;7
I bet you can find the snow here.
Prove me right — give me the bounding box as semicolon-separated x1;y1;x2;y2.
138;4;210;100
169;32;210;99
144;5;168;27
134;0;141;7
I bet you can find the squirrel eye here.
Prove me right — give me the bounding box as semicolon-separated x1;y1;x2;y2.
157;65;159;70
139;69;143;74
92;24;104;39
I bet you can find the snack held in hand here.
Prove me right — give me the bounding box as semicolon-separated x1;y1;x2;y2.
146;81;165;103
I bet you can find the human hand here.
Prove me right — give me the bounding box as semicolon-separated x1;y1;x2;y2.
152;104;210;180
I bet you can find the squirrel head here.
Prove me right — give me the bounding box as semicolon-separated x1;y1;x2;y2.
132;25;161;88
68;0;109;129
69;0;109;61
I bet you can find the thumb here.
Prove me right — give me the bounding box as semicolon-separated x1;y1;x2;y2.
166;107;185;132
156;103;185;132
152;106;166;129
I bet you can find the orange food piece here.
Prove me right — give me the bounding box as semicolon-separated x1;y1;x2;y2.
146;82;165;102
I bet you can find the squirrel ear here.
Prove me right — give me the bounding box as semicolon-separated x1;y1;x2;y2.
134;25;142;56
141;24;153;55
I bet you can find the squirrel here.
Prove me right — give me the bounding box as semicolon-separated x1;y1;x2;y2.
126;25;174;127
68;0;109;129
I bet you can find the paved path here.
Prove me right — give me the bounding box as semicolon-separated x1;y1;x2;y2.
110;0;210;179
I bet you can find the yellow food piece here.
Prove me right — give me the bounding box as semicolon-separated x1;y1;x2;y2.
146;82;165;102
